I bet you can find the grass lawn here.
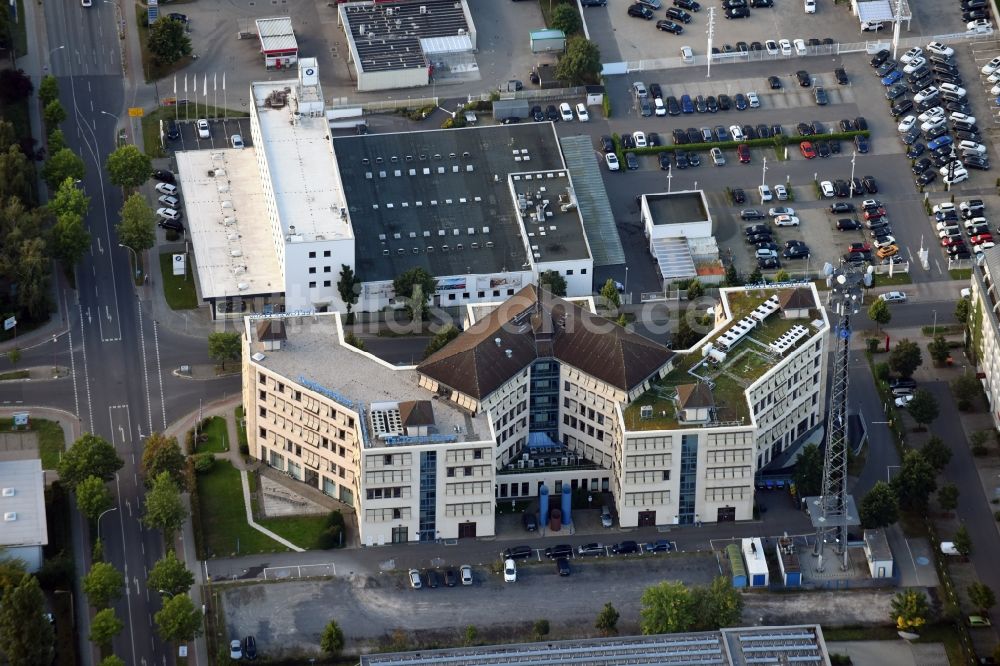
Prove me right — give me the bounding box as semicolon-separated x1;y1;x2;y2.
871;273;912;287
158;252;198;310
950;268;972;280
0;418;65;469
0;370;29;380
258;514;332;550
196;416;229;454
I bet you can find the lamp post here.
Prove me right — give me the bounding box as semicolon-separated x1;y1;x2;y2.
44;45;64;75
705;8;715;78
97;506;118;537
761;156;768;188
849;150;857;197
119;243;141;279
666;164;673;193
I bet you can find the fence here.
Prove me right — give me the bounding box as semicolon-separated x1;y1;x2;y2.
345;97;439;114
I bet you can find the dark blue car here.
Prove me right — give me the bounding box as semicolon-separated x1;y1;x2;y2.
680;94;694;113
881;70;903;86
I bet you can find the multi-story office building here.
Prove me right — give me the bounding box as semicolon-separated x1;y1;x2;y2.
970;248;1000;429
242;283;829;544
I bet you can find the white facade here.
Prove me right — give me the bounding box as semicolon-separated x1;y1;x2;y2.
0;459;48;573
971;249;1000;431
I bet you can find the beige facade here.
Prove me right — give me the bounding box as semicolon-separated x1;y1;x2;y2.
971;248;1000;431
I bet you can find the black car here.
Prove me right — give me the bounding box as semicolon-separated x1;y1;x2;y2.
705;95;718;112
694;95;707;112
152;169;175;184
531;105;544;122
924;125;948;141
747;232;773;244
734;93;749;110
674;151;689;169
830;202;855;213
810;120;825;134
771;124;783;137
900;129;920;146
935;72;963;86
843;251;868;264
736;41;750;53
717;94;732;110
243;636;257;660
834;67;849;84
714;125;728;141
758;256;780;269
833;180;850;197
724;6;749;17
665;7;692;21
855;116;868;131
796;122;814;136
599;136;615;152
686;127;702;143
650;83;663;99
581;0;607;4
875;61;897;77
891;99;913;116
732;190;748;205
658;152;672;170
946;101;973;115
628;4;655;19
756;123;771;139
816;140;831;158
963;8;990;20
862;176;878;193
425;570;440;588
955;130;983;143
850;177;864;196
166;120;180;140
768;75;782;89
671;128;687;144
743;124;757;140
905;66;930;83
666;96;681;115
625;152;639;170
612;540;640;555
504;545;533;560
675;0;701;9
622;134;636;149
544;544;573;559
839;118;855;131
836;218;862;230
964;155;991;170
783;245;810;259
158;219;184;233
884;83;907;100
168;12;188;22
444;569;458;587
577;543;606;557
546;105;559;121
656;19;684;33
796;70;812;87
915;170;937;185
911;158;932;175
556;558;571;576
647;132;662;147
855;135;870;153
688;151;701;167
932;63;960;75
750;41;764;50
870;49;891;67
743;223;769;235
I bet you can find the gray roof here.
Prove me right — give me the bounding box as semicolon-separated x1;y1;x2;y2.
332;124;584;282
0;459;48;548
559;135;625;266
361;625;832;666
646;191;709;225
864;528;892;560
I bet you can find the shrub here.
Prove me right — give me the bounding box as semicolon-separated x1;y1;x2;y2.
874;362;890;382
973;445;989;457
165;229;180;242
184;429;195;455
193;453;215;474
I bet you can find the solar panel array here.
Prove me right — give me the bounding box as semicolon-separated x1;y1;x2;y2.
344;0;470;72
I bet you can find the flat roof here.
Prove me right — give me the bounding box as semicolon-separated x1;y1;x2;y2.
511;170;591;264
251;79;353;244
341;0;470;73
0;459;48;548
646;190;710;226
246;313;490;448
176;149;284;301
331;124;582;282
256;16;297;54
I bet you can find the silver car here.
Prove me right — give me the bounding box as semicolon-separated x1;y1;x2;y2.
710;147;725;165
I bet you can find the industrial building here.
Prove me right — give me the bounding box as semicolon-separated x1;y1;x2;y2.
0;459;48;572
639;190;723;282
241;282;829;544
339;0;478;91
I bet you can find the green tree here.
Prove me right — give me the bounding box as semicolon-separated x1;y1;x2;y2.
954;523;973;557
890;589;929;633
690;576;744;630
0;574;54;665
921;436;952;471
154;593;202;643
747;267;763;285
141;432;186;488
83;561;124;608
868;298;891;333
538;270;567;297
42;99;66;129
49;177;90;218
956;297;971;325
928;335;950;364
724;262;742;286
424;324;460;359
907;389;939;429
674;312;702;349
774;269;791;282
792;443;823;498
532;619;550;639
0;143;34;203
320;619;345;657
968;582;996;614
47;128;66;153
551;4;582;34
0;69;32;104
555;36;601;85
89;608;123;649
142;471;187;539
147;17;193;66
888;339;922;378
464;625;478;646
37;74;59;107
337;264;359;314
600;278;621;309
207;331;241;371
147;550;194;597
686;279;704;300
859;481;899;529
0;557;27;594
98;657;126;666
51;212;90;270
595;602;620;635
105;145;152;189
393;267;437;320
938;483;959;512
42;147;85;190
58;433;123;490
640;581;694;634
892;449;936;511
952;374;981;411
75;475;114;521
116;193;156;251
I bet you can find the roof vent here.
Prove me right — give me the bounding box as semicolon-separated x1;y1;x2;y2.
494;337;501;347
505;349;512;359
3;512;15;522
251;352;266;362
1;488;13;497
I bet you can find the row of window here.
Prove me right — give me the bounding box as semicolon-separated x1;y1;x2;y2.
366;486;410;500
624;490;669;506
626;453;671;469
445;480;491;496
626;436;674;451
444;448;486;463
445;288;518;302
366;469;411;484
366;507;411;522
704;486;749;501
706;449;751;464
445;465;488;478
444;502;490;517
625;470;670;484
366;452;414;469
563;414;605;441
705;466;751;480
257;373;356;429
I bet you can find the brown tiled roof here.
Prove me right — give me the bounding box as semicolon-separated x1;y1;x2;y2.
417;285;674;399
398;400;434;426
257;320;287;342
778;288;814;311
676;382;715;410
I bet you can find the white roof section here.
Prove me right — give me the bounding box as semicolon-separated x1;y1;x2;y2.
420;35;473;55
856;0;894;22
251;79;354;243
256;17;297;53
650;237;697;280
175;149;283;300
0;459;48;548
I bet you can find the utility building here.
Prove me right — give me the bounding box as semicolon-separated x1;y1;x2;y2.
256;17;298;70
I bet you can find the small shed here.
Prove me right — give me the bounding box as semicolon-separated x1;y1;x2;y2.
529;28;566;54
492;99;530;121
727;543;747;588
778;288;813;319
864;529;894;579
742;537;770;587
675;383;714;424
256;17;298;70
775;536;802;587
585;85;606;107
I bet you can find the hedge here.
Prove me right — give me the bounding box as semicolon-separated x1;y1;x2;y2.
619;130;871;156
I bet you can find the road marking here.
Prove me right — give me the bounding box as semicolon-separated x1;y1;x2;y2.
137;300;154;435
77;306;94;432
153;320;166;431
115;473;138;666
65;291;81;420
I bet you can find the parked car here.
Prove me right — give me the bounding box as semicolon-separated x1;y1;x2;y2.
503;559;517;583
556;558;571;576
545;544;574;559
612;540;640;555
644;539;674;552
578;543;606;556
460;564;473;585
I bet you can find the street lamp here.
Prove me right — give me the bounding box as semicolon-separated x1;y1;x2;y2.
97;506;118;537
761;156;768;188
849;150;857;197
666;164;673;193
100;110;120;123
119;243;141;278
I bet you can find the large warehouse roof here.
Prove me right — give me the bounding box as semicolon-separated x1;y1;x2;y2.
0;459;48;549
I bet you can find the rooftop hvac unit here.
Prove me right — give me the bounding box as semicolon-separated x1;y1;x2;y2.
382;249;389;256
516;460;524;469
420;4;427;13
237;283;249;291
1;488;12;497
230;250;242;257
214;168;226;178
223;217;236;226
640;405;653;419
251;352;266;362
527;459;535;468
3;512;15;521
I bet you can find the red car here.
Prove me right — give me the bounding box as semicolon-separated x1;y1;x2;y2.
847;242;871;254
941;237;964;247
971;233;994;245
737;144;751;163
863;208;886;220
799;141;817;159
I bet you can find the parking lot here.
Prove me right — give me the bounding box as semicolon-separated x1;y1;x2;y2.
161;116;255;152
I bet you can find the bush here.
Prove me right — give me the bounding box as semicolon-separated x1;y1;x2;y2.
533;619;550;638
184;429;195;455
317;510;346;549
973;445;989;457
994;510;1000;522
193;453;215;474
874;362;890;382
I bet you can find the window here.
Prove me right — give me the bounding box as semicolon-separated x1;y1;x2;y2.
309;267;316;274
384;455;393;465
324;280;331;287
309;281;316;288
324;266;331;273
464;466;473;476
323;250;331;257
507;289;515;295
566;269;574;276
447;467;455;477
493;290;500;297
448;293;456;301
259;406;266;417
393;508;401;519
581;268;587;274
259;426;267;437
462;292;469;299
259;390;266;399
308;251;316;258
473;449;482;459
478;291;485;298
258;372;266;384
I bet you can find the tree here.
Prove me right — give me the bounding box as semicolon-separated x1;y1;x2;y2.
51;213;90;270
538;270;567;297
423;324;460;359
147;17;192;66
105;145;152;189
859;481;899;529
890;589;929;633
49;177;90;218
42;147;85;190
58;433;123;490
747;267;763;285
595;602;620;635
0;574;54;665
888;339;922;378
142;471;187;539
551;4;582;34
640;581;695;634
892;449;936;511
37;74;59;107
938;483;959;513
89;608;123;648
928;335;950;364
956;297;971;325
792;443;823;498
393;267;437;320
954;523;973;557
674;312;702;349
690;576;744;630
83;561;124;608
952;374;981;411
42;99;66;129
98;657;125;666
154;593;202;643
0;69;33;104
116;193;156;252
320;619;345;657
868;298;891;334
920;435;951;471
686;279;704;300
555;36;601;85
600;278;621;310
337;265;359;314
724;262;742;286
968;582;996;614
47;128;66;153
141;432;186;488
774;269;791;282
147;551;194;597
207;331;241;371
0;557;27;595
75;475;114;521
907;389;939;430
532;619;550;639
